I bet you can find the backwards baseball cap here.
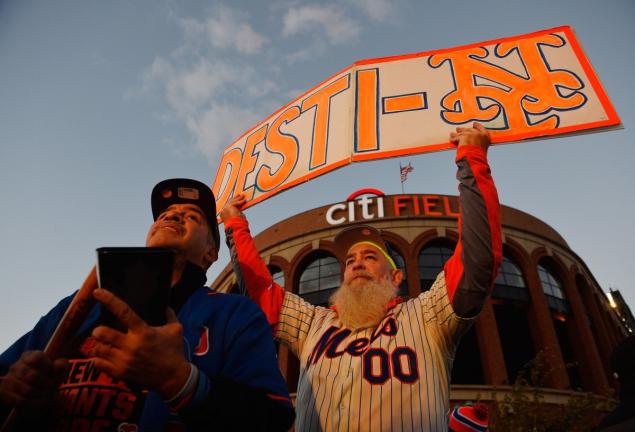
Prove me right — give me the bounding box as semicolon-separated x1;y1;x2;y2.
333;225;396;269
151;178;220;250
449;403;489;432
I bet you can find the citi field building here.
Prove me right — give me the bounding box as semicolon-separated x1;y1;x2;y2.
211;189;630;401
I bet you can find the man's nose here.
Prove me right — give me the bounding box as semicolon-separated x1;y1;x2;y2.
352;258;365;271
164;212;183;222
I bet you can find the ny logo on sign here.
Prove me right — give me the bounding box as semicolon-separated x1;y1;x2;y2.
428;34;587;132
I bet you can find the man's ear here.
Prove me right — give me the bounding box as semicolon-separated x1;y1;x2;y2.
203;243;218;268
391;268;404;287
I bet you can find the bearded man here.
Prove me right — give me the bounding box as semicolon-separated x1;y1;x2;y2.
220;122;502;431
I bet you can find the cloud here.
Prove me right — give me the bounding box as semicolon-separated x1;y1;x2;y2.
141;55;279;154
282;4;361;44
187;104;262;157
180;5;268;55
285;39;328;65
345;0;393;22
136;6;280;160
133;2;381;160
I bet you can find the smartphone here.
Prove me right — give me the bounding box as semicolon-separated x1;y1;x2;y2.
96;247;174;330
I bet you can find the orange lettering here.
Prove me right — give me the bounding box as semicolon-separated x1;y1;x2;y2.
428;34;586;133
235;125;268;201
383;93;426;113
423;195;442;216
62;388;79;416
112;392;136;421
74;387;99;416
256;106;301;192
95;389;116;416
212;147;243;214
301;74;350;169
393;196;409;216
355;69;378;152
443;196;460;217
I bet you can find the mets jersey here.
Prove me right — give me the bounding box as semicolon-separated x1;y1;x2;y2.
225;144;502;431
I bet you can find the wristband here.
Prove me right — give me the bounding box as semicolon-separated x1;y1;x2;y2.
165;362;197;406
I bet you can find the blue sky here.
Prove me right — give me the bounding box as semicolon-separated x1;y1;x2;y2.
1;0;633;349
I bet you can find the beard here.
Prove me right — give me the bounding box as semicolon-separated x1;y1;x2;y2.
330;273;398;330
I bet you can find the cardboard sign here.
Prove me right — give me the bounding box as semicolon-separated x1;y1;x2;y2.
212;26;620;213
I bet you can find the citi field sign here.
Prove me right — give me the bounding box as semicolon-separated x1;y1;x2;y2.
325;189;460;225
212;26;620;215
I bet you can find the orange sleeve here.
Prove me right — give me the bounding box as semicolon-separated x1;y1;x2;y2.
443;145;502;318
224;217;285;330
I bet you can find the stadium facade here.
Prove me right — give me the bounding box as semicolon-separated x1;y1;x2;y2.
212;189;631;401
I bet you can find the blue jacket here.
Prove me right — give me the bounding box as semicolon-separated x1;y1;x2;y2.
0;283;295;431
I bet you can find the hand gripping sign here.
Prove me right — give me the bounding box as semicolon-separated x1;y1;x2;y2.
211;26;620;214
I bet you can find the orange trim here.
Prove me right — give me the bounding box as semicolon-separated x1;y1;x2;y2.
267;393;292;402
354;26;574;66
560;27;620;124
386;296;406;311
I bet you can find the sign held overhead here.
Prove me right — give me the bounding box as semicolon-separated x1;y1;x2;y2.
212;26;620;214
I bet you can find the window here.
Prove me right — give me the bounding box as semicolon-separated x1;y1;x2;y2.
494;304;536;384
493;255;529;302
451;326;484;384
538;263;570;313
298;253;341;306
553;317;581;389
268;265;284;288
387;242;409;297
418;241;454;292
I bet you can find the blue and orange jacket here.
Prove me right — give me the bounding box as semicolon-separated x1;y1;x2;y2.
0;265;295;431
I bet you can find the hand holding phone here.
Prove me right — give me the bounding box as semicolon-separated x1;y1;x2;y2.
96;247;174;329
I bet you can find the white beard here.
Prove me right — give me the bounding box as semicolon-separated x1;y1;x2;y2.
330;274;398;330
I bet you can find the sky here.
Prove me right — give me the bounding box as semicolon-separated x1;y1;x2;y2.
0;0;633;350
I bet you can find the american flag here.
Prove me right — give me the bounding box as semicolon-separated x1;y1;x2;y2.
400;162;414;183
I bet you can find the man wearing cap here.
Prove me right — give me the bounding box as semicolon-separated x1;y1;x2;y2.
221;122;502;431
0;179;295;431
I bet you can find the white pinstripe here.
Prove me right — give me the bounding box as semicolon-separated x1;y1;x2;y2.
276;271;474;431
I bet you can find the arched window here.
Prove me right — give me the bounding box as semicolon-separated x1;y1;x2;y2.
297;252;341;306
386;242;409;297
451;325;485;385
494;303;536;384
268;265;285;288
418;240;455;292
493;255;529;302
537;262;570;313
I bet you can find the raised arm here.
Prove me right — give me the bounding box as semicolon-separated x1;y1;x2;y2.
444;123;502;318
221;197;319;358
221;195;285;329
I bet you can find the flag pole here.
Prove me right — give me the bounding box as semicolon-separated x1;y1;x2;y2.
400;163;405;194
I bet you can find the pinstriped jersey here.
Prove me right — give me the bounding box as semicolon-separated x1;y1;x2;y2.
224;144;502;432
277;271;471;431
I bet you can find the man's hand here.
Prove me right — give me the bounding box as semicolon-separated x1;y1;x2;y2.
449;122;491;151
0;351;68;415
220;194;247;222
90;288;190;399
